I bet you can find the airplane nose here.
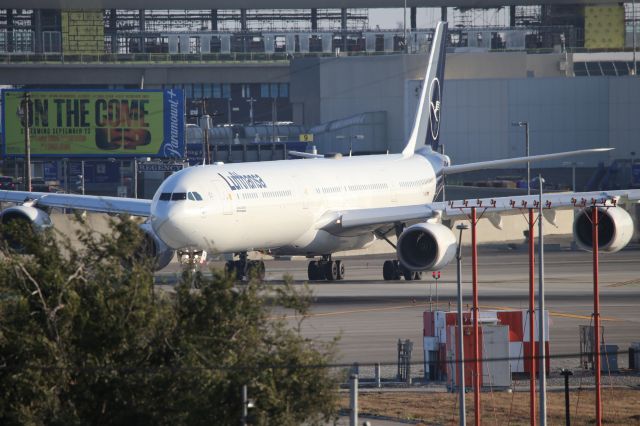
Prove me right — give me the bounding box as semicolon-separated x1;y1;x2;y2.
151;203;190;249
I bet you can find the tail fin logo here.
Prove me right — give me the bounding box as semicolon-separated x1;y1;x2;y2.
428;77;441;141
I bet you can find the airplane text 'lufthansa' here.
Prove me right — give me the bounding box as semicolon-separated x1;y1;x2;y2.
219;172;267;190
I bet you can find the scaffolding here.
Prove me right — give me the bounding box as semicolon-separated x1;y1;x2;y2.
105;9;369;33
452;7;509;28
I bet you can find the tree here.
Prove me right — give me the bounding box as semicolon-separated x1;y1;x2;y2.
0;216;339;425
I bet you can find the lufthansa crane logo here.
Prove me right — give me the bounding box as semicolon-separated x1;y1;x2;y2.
428;77;441;141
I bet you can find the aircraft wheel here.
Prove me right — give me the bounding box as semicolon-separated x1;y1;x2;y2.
308;261;320;281
324;260;338;281
248;260;265;280
402;266;414;281
336;260;345;280
413;271;423;280
392;260;402;280
224;260;236;279
383;260;395;281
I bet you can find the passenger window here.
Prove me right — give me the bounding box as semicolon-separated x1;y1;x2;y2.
171;192;187;201
159;193;171;201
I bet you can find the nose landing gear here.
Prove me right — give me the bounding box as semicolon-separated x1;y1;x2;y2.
178;249;208;271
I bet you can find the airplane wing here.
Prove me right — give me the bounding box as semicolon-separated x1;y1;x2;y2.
320;189;640;236
0;190;151;216
433;189;640;223
443;148;613;175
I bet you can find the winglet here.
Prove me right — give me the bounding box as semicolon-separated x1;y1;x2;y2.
402;21;448;157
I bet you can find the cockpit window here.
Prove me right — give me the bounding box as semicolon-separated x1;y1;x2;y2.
159;193;171;201
171;192;187;201
186;192;204;201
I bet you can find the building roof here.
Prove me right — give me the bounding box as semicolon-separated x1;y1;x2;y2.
2;0;621;10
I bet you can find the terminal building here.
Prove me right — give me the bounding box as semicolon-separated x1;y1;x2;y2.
1;1;640;196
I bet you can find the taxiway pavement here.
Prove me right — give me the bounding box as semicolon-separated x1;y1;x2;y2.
157;246;640;367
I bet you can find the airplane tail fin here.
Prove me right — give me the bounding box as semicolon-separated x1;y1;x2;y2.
402;21;448;157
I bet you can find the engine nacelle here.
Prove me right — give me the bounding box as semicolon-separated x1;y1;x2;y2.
0;205;52;250
139;222;175;271
397;222;457;271
573;207;634;253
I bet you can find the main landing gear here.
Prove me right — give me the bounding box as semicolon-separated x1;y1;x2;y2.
382;260;422;281
379;222;422;281
307;255;345;281
225;252;266;281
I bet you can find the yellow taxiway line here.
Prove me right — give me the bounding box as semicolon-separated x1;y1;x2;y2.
278;302;625;323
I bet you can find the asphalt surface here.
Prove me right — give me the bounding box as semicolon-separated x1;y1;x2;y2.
156;246;640;368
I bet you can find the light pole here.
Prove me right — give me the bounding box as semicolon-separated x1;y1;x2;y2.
19;92;32;192
403;0;407;53
133;159;138;199
272;96;278;143
634;0;637;76
455;222;468;426
336;134;364;157
227;97;233;124
80;160;85;195
562;161;583;192
63;158;69;194
431;271;441;311
512;121;530;195
246;97;256;125
537;175;547;425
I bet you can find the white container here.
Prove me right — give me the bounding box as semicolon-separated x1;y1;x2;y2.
523;310;550;342
482;325;511;388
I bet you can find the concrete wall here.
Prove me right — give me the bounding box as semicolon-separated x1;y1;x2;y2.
442;77;625;167
290;57;321;126
291;52;568;155
4;1;622;9
0;62;290;86
291;53;639;168
291;54;428;153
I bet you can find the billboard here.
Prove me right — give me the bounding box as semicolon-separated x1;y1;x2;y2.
2;89;184;158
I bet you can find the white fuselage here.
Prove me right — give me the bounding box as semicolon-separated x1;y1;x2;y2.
150;152;439;256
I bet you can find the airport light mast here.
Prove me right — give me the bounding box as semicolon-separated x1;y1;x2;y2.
455;222;468;426
512;121;530;195
538;176;547;425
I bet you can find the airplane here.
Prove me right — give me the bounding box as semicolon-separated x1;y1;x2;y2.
0;21;638;282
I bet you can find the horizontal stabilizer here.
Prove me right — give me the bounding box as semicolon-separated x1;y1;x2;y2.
288;150;324;159
443;148;613;175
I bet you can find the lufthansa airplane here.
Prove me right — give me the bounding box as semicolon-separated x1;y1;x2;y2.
1;22;638;281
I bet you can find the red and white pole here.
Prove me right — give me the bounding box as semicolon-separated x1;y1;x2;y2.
471;206;481;426
592;206;602;425
528;208;537;426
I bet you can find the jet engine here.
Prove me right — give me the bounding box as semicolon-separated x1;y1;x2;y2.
573;206;634;253
0;205;52;250
138;222;175;271
397;222;457;271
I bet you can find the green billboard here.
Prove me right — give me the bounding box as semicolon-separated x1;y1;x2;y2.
2;89;184;158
